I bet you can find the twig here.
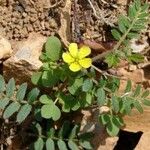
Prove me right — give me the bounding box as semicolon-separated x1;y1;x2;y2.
91;64;127;80
87;0;115;26
92;50;111;62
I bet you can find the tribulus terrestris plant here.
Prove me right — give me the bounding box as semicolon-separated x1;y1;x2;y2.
0;0;149;149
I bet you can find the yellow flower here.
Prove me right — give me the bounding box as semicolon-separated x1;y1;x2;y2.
62;43;92;72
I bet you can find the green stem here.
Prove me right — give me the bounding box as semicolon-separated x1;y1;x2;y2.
92;8;142;62
54;98;59;104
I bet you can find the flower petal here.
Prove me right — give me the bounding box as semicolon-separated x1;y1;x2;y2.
69;43;78;57
78;45;91;59
79;58;92;68
62;52;75;64
69;62;82;72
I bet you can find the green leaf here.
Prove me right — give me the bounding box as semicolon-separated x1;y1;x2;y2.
132;24;146;31
139;12;149;18
27;88;40;104
106;116;120;136
119;15;130;27
135;0;141;10
125;80;132;93
86;93;93;105
79;132;93;141
111;29;121;40
46;138;55;150
112;116;124;127
99;114;110;125
39;94;53;104
120;97;132;115
135;18;147;24
141;90;149;98
69;125;79;139
35;123;42;136
58;121;71;139
17;104;32;123
42;70;59;87
133;85;141;97
141;3;149;11
16;83;27;101
31;72;42;85
6;78;15;98
3;102;20;119
48;128;55;138
128;4;136;19
97;88;105;106
105;53;120;67
112;95;119;113
128;53;144;63
127;32;139;39
82;79;93;92
98;78;107;88
0;75;5;92
40;53;51;61
107;77;120;93
57;140;68;150
41;104;52;119
79;141;93;150
34;138;44;150
133;100;143;113
41;103;61;121
68;140;79;150
0;98;10;109
118;16;127;33
142;99;150;106
34;108;42;121
60;94;80;112
45;36;62;61
68;78;83;95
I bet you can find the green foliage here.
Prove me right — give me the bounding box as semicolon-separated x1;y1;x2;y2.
0;1;150;148
105;0;149;67
33;122;93;150
45;36;62;61
0;75;39;123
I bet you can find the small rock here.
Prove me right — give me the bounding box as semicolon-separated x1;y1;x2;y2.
116;0;128;5
124;107;150;132
119;68;145;83
135;132;150;150
130;38;149;53
128;64;137;71
3;33;47;84
0;36;12;59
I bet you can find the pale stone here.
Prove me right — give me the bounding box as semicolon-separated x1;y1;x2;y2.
0;36;12;59
135;132;150;150
119;68;145;83
129;64;137;71
3;33;47;84
124;107;150;132
116;0;128;5
130;38;149;53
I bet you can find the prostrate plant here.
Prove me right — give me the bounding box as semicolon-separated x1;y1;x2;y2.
0;0;149;149
104;0;149;67
0;76;93;150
